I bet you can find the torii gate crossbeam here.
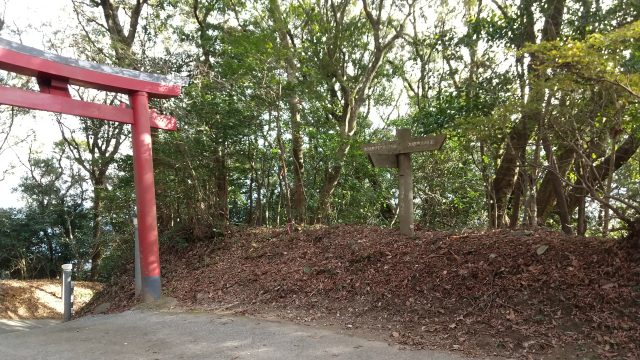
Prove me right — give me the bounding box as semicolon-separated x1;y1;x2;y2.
0;38;185;301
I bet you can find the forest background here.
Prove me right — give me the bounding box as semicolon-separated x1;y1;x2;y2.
0;0;638;281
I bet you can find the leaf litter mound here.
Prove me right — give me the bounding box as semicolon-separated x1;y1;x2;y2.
86;225;640;359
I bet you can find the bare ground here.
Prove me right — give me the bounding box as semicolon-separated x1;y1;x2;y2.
81;225;640;359
0;279;102;319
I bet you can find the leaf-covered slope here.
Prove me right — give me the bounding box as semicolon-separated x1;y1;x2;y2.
86;226;640;359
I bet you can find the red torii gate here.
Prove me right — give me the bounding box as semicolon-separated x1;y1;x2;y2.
0;38;184;300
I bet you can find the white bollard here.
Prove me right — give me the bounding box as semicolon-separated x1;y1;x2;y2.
133;212;142;296
61;264;73;322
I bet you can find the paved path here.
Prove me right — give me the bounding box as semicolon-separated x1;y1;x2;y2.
0;319;60;335
0;311;466;360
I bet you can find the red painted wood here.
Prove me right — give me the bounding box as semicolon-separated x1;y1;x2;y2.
37;77;71;97
130;91;161;281
0;47;180;98
150;109;178;131
0;85;177;131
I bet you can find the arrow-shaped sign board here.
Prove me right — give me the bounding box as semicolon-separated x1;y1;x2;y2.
362;134;446;155
404;134;447;152
367;153;398;168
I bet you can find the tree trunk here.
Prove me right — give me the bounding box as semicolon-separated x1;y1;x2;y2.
602;133;617;236
265;169;274;226
316;135;352;223
573;156;588;235
523;128;542;226
213;145;228;227
274;108;293;225
536;144;576;222
479;142;497;228
247;142;255;225
45;232;55;278
268;0;306;224
541;130;573;234
577;195;586;235
492;83;545;227
508;171;524;228
89;181;104;280
314;0;409;223
490;0;565;227
255;156;265;226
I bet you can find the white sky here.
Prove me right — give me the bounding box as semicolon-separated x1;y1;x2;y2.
0;0;74;207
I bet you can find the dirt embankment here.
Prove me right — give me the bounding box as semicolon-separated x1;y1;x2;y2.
0;279;102;319
84;226;640;359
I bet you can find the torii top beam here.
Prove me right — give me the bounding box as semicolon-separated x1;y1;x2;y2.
0;38;183;98
0;38;185;130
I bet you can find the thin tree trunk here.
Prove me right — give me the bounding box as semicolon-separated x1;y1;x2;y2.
520;170;530;225
479;142;497;228
247;141;255;225
575;158;587;236
602;133;617;236
525;128;542;226
604;126;620;235
266;181;274;227
255;154;265;226
274;107;293;225
90;181;104;280
276;183;282;228
316;132;352;223
213;145;228;227
45;232;55;278
268;0;306;224
509;171;524;228
541;130;573;234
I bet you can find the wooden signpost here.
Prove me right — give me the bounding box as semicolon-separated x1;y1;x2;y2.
363;128;446;236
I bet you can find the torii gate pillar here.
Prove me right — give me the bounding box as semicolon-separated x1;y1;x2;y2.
130;91;161;299
0;37;185;302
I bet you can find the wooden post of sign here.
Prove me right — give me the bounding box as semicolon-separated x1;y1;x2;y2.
397;129;414;236
362;128;446;237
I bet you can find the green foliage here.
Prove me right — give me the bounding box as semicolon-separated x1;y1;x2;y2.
0;146;94;278
524;20;640;100
0;208;37;278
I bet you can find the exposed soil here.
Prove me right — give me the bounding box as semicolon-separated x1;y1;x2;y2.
82;226;640;359
0;279;102;319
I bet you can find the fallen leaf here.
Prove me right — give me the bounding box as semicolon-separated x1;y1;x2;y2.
601;283;616;290
536;245;549;256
